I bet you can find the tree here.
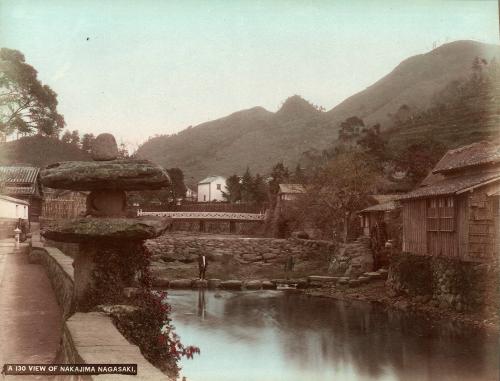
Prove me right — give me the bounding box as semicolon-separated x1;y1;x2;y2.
118;142;129;158
240;167;254;203
222;174;241;203
338;116;365;144
268;162;290;205
61;130;72;144
69;130;80;147
395;138;446;185
0;48;65;138
166;168;187;200
292;164;306;184
356;123;387;164
81;133;95;153
252;174;268;204
307;150;377;242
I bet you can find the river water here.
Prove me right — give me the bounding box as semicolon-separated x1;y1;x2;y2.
166;290;498;381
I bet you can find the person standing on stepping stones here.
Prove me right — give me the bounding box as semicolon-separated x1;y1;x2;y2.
198;253;208;280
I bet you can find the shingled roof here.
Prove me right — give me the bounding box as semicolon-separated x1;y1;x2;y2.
431;141;500;175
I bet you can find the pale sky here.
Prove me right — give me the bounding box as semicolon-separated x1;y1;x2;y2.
0;1;498;148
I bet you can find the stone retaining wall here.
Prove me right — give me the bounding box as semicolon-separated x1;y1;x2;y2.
30;243;171;380
30;244;75;319
388;253;499;312
145;233;336;265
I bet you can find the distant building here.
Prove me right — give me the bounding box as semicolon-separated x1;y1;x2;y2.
185;187;197;202
359;194;401;237
0;166;42;221
278;184;306;202
197;176;227;202
0;195;29;220
0;195;29;239
400;141;500;261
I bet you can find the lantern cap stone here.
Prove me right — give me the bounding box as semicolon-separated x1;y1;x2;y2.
91;133;119;161
40;159;171;191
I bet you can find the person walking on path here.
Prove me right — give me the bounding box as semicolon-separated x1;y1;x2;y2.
198;253;208;280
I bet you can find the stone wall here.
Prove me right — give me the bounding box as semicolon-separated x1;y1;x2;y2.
388;253;499;312
54;312;167;381
30;244;172;380
145;233;336;266
30;244;76;320
170;220;263;235
328;237;374;278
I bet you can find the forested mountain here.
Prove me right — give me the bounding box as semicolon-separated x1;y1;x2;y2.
0;136;90;167
136;40;500;183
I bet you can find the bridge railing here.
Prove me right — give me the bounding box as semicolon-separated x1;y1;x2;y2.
137;210;266;221
137;202;267;214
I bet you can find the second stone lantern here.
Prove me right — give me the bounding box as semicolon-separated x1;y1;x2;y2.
41;133;171;311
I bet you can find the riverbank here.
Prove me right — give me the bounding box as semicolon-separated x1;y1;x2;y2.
304;279;499;333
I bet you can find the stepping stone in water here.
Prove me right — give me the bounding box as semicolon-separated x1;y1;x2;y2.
169;279;193;289
244;280;262;290
365;272;383;280
220;280;243;290
207;279;221;289
192;279;208;288
348;279;361;287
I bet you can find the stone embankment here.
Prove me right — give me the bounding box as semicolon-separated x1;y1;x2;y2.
146;233;376;288
30;241;169;380
387;253;499;313
146;233;336;266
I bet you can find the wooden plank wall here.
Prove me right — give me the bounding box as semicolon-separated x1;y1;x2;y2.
467;190;498;261
402;199;427;254
456;195;469;259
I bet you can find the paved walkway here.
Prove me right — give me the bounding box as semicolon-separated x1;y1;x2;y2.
0;239;62;377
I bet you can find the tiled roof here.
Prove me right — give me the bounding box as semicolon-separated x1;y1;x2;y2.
399;172;500;200
279;184;306;194
0;166;40;184
432;141;500;174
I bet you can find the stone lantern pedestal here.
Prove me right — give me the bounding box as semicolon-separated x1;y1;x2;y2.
41;133;171;311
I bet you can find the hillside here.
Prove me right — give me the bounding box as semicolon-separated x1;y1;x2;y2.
0;136;91;167
137;40;500;182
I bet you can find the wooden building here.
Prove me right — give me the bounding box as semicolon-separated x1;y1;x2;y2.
359;195;400;237
0;166;42;221
400;141;500;262
278;184;305;201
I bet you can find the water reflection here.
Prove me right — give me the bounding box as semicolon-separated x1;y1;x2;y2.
167;290;498;381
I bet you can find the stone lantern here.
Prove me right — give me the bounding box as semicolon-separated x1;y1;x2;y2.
40;133;171;310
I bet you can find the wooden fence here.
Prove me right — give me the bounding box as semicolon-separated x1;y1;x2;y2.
42;198;86;219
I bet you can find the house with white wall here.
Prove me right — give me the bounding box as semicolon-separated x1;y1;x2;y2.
197;176;227;202
0;195;29;220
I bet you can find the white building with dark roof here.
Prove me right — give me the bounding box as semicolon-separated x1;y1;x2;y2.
0;166;42;220
197;176;227;202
